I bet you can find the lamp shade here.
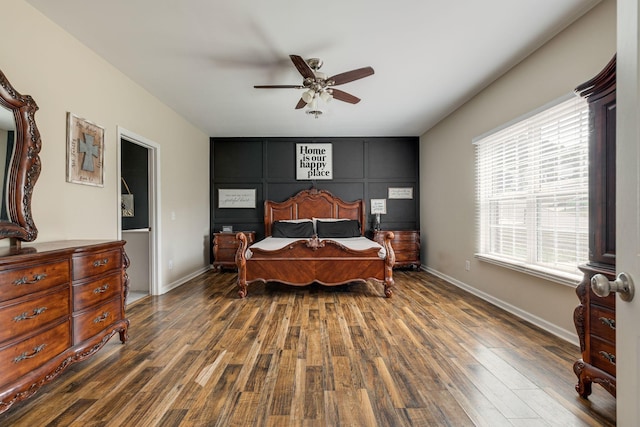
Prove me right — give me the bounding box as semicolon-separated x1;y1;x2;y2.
302;89;315;104
320;90;333;103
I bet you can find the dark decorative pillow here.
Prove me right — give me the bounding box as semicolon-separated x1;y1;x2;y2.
316;219;361;238
271;221;314;238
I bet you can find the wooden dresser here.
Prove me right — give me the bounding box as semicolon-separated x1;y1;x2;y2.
373;230;420;269
573;55;617;398
213;231;255;271
0;240;129;414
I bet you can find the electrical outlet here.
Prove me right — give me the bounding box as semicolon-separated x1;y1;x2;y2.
168;259;174;270
465;260;470;271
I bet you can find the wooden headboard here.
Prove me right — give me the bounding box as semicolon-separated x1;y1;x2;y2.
264;189;366;236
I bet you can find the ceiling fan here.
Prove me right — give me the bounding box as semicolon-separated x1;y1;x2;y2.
254;55;374;117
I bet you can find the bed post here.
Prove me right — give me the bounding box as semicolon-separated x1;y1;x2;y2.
382;231;396;297
236;232;249;298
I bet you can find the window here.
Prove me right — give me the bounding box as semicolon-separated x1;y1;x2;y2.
474;95;589;284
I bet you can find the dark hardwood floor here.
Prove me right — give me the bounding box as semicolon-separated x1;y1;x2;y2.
0;270;616;426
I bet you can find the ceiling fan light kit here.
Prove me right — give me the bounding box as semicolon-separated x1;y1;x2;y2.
254;55;374;118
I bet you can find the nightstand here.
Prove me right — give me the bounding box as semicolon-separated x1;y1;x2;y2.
213;231;255;271
373;230;421;269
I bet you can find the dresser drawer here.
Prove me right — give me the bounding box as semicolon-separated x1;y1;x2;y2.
0;260;70;303
589;287;615;310
73;298;122;344
0;287;70;344
590;335;616;376
0;320;71;388
73;272;122;312
589;304;615;342
73;249;122;280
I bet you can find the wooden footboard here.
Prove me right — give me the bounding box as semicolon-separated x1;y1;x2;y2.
235;232;395;298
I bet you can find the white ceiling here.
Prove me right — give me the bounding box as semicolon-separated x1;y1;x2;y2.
26;0;601;138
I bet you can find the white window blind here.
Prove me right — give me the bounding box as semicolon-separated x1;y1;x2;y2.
474;95;589;283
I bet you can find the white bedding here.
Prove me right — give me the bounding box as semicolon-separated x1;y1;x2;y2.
247;236;386;259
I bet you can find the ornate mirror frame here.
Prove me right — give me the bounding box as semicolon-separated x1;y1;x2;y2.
0;69;41;245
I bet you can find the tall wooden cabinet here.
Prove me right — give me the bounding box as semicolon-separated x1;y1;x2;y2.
573;55;617;398
0;240;129;413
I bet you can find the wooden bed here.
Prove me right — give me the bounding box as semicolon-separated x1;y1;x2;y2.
235;189;395;298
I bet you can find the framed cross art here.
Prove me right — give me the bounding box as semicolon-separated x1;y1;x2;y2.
66;112;105;187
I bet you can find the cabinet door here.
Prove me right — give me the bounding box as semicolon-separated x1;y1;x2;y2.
589;91;616;266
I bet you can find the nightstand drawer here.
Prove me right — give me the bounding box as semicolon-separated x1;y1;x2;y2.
395;250;420;263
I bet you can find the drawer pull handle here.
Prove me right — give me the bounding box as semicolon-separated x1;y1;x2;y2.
13;274;47;285
13;307;47;322
93;284;110;294
598;316;616;330
93;312;110;323
599;350;616;365
13;344;46;363
93;258;109;267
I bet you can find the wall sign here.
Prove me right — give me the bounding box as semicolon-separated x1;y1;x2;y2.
370;199;387;214
218;189;256;208
388;187;414;199
296;143;333;180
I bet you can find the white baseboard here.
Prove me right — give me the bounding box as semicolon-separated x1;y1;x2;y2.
422;266;579;347
161;266;211;295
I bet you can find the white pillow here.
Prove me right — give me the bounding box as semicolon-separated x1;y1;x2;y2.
278;218;313;223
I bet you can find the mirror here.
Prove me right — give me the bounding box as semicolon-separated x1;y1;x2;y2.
0;107;14;220
0;69;41;245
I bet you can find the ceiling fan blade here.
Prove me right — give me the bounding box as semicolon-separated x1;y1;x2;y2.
331;89;361;104
254;85;304;89
289;55;315;79
295;98;307;109
329;67;374;86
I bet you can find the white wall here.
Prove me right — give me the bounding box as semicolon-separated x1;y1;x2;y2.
420;0;616;341
1;0;211;293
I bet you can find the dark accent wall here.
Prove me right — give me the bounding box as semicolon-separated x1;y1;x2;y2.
210;137;419;249
121;140;149;230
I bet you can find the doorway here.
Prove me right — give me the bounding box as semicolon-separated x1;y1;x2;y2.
117;127;161;303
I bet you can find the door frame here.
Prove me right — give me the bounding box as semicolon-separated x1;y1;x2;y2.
117;126;162;296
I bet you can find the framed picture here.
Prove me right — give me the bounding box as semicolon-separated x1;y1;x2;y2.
66;112;105;186
388;187;414;199
218;189;256;208
370;199;387;214
296;143;333;180
222;225;234;233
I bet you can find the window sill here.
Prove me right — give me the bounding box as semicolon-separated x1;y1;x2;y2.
475;254;582;288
